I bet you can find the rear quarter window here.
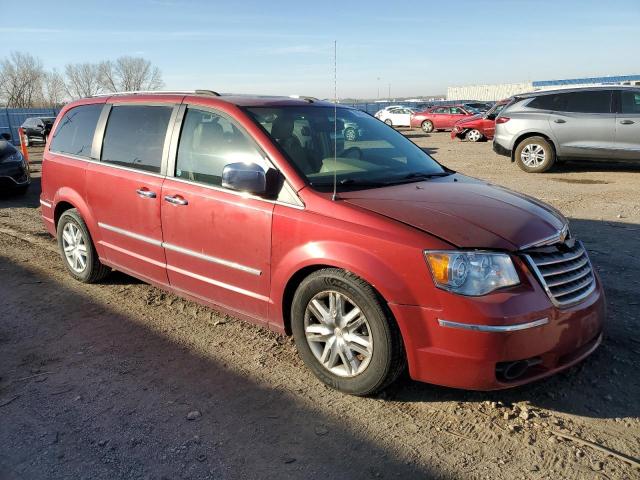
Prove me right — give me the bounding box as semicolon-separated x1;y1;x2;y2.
49;104;103;158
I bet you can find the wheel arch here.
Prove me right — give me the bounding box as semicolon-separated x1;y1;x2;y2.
510;131;557;162
275;245;416;336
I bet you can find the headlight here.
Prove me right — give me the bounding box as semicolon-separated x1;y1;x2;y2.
424;251;520;296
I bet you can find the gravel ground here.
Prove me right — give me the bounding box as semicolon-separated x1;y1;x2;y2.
0;137;639;480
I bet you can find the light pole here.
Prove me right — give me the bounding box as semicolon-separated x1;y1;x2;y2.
388;83;391;100
376;77;380;100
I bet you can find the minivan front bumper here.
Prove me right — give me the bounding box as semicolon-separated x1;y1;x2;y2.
388;279;605;390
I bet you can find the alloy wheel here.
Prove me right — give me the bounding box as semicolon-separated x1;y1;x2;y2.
466;129;482;142
521;143;546;167
62;222;88;273
422;121;433;133
304;290;373;377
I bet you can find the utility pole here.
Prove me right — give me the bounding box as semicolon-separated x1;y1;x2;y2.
388;83;391;100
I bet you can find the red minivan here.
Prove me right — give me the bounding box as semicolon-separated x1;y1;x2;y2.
41;91;605;395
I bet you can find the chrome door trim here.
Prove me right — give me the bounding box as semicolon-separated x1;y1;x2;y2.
437;317;549;332
91;104;112;160
163;242;262;276
167;264;268;301
98;222;163;247
98;222;262;276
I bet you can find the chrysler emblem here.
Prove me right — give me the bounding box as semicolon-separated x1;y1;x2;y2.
559;225;569;243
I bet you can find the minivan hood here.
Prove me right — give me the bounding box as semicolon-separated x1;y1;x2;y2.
341;175;566;251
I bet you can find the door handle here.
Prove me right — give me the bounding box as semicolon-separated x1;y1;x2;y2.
620;119;635;125
136;188;157;199
164;195;188;206
553;119;566;124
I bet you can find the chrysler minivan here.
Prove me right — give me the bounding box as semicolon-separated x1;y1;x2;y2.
41;91;605;395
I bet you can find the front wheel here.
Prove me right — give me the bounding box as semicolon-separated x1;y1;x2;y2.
515;136;555;173
291;268;406;396
465;129;483;142
421;120;434;133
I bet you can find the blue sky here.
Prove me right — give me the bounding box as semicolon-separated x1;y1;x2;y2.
1;0;638;98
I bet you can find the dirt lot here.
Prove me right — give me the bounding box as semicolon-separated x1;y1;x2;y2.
1;136;639;480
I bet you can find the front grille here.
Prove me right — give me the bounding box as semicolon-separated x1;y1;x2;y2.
524;241;595;307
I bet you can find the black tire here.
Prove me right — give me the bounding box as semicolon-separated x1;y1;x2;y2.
384;119;393;126
515;136;555;173
421;120;434;133
291;268;406;396
56;209;110;283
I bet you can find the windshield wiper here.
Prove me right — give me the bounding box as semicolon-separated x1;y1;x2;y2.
339;178;389;187
402;171;452;179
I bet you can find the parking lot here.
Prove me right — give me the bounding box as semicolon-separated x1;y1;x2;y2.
1;134;639;480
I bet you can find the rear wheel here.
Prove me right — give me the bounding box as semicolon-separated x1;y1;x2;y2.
465;129;483;142
291;268;406;396
421;120;434;133
515;136;555;173
57;209;111;283
384;119;393;126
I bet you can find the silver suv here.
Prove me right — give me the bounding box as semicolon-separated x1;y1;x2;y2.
493;86;640;172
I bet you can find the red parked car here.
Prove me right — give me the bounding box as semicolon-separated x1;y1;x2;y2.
41;91;605;395
410;105;475;133
451;100;509;142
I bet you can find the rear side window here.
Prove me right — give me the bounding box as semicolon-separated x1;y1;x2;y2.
175;108;265;187
101;105;173;174
49;105;102;157
621;91;640;114
528;91;612;113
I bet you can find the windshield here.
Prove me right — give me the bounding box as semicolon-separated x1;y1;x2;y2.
245;106;447;191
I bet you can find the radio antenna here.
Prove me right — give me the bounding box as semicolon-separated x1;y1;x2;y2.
332;40;338;201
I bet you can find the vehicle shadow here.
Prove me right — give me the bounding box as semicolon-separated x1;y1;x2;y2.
388;217;639;420
553;159;640;174
0;255;438;480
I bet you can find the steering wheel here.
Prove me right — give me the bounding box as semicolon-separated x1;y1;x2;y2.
339;146;363;160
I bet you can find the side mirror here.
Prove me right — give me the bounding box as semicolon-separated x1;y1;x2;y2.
222;162;269;195
486;114;496;120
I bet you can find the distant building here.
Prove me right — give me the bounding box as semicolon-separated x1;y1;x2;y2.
447;74;640;101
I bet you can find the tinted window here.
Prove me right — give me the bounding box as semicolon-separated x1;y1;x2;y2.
528;91;612;113
621;91;640;114
563;91;612;113
101;105;172;173
527;94;565;111
49;104;102;158
175;108;265;186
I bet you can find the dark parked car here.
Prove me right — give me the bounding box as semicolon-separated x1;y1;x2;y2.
0;133;30;194
20;116;56;146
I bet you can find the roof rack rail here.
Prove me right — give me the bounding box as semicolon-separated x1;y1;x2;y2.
91;90;221;98
289;95;318;103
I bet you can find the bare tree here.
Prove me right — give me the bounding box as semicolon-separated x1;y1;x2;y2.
99;56;163;92
42;70;67;107
65;63;102;98
0;52;45;107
